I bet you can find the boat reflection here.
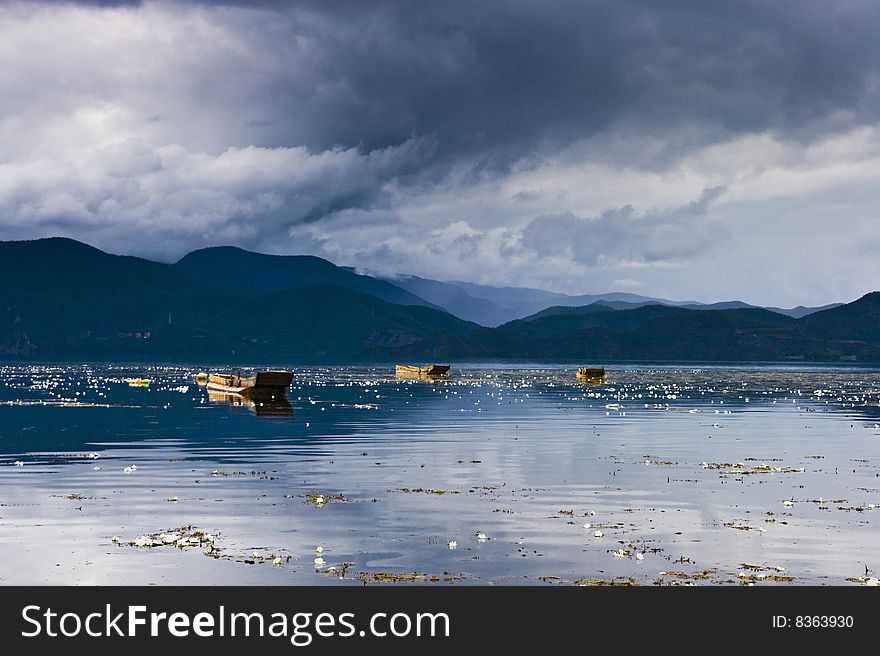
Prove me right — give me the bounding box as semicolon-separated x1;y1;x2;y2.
207;390;293;417
395;370;448;383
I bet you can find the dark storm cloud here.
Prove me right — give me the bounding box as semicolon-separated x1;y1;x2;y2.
22;0;143;5
167;0;880;166
32;0;880;165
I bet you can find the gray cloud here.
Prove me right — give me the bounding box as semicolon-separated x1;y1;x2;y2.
18;1;879;160
523;187;726;267
1;1;880;306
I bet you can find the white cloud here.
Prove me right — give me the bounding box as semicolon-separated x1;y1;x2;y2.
0;137;432;256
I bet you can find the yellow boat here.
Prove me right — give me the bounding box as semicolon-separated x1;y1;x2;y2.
126;378;151;387
206;370;293;396
395;364;450;379
576;367;607;383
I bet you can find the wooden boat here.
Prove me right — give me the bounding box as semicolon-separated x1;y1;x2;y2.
206;370;293;396
576;367;607;382
395;363;450;378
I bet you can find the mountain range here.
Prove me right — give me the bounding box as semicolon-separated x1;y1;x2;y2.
1;237;876;363
378;274;841;325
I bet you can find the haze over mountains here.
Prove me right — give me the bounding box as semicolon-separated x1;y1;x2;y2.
379;274;841;326
1;237;875;363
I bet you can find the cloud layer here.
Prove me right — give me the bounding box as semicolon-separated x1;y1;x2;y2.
1;0;879;305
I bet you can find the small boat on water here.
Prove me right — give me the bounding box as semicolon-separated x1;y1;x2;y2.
126;378;151;387
206;370;293;396
576;367;607;382
395;363;450;378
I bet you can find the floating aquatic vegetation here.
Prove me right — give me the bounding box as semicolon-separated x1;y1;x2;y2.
354;571;466;584
321;562;354;578
122;526;216;550
655;570;716;584
120;526;293;568
704;461;805;475
736;571;796;583
297;493;348;506
209;470;276;479
608;540;662;560
574;577;639;586
735;563;795;582
467;485;499;495
764;516;788;525
244;550;291;565
723;520;766;532
847;576;880;586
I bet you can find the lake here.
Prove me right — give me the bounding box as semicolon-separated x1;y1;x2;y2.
1;363;878;585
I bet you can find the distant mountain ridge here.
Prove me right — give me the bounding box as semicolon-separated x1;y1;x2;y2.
0;237;875;362
175;246;439;310
393;295;880;363
381;273;839;325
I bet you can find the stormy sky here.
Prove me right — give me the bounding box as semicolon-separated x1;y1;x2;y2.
1;0;879;306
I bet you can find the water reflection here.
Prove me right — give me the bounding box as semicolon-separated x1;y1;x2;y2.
0;363;879;586
394;370;449;383
207;390;293;417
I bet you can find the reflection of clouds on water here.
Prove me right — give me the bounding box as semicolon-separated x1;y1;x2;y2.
0;363;878;585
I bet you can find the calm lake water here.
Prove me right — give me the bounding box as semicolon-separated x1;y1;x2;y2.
1;363;878;585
